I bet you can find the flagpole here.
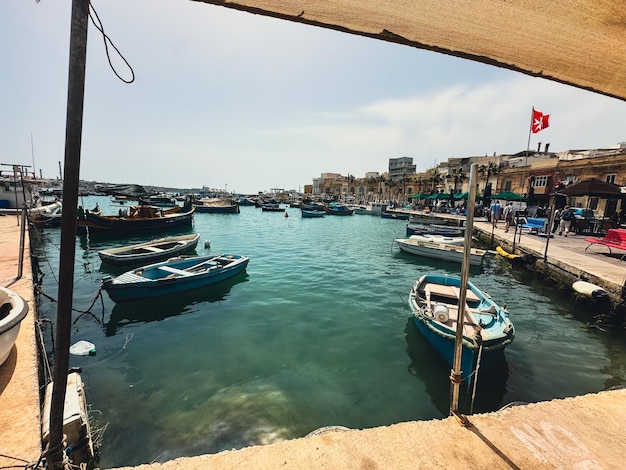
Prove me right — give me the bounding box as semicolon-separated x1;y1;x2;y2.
521;107;535;198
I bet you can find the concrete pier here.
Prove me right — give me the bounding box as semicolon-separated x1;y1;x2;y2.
1;213;625;470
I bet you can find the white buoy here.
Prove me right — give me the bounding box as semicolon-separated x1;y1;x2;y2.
204;240;211;249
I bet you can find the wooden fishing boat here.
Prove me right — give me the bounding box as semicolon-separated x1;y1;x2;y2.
193;197;240;214
77;200;195;234
395;238;485;266
301;209;325;218
325;203;354;216
406;223;463;237
380;211;410;220
98;233;200;266
102;254;249;303
408;274;515;382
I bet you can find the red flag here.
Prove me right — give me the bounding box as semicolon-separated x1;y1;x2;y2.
531;108;550;133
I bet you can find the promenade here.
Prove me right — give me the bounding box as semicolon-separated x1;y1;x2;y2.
1;213;625;470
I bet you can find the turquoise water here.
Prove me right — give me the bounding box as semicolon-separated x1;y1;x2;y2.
32;196;626;468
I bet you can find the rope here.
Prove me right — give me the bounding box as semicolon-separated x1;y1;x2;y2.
80;333;134;369
469;339;484;414
88;1;135;84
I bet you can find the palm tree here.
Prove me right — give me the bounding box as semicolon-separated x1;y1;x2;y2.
416;176;425;194
447;167;466;193
478;162;500;193
376;174;387;200
399;173;412;204
429;168;442;192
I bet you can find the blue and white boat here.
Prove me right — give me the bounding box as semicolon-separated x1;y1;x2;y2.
325;203;354;216
408;274;514;382
102;254;249;303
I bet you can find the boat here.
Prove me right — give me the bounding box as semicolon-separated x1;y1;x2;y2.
301;209;325;218
380;211;410;220
193;197;240;214
138;194;177;207
102;253;250;303
77;200;195;234
97;233;201;266
406;223;464;237
408;273;515;382
0;285;29;366
395;238;485;266
325;202;354;216
261;203;285;212
352;202;389;215
409;234;465;246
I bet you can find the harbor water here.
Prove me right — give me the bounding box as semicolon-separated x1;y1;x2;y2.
32;196;626;468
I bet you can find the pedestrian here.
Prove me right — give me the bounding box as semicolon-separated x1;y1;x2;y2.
558;205;574;236
490;200;501;227
503;202;514;232
552;207;561;233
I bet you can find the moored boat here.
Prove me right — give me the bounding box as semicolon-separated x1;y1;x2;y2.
193;197;240;214
98;233;200;266
77;200;195;235
406;223;464;237
301;209;325;218
102;253;249;303
395;238;485;266
381;211;410;220
325;202;354;216
408;274;515;382
409;234;465;246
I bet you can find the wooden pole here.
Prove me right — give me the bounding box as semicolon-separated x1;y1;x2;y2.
450;163;477;424
46;1;89;468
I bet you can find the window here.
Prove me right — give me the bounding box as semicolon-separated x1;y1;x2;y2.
532;175;549;187
503;179;512;191
606;174;616;184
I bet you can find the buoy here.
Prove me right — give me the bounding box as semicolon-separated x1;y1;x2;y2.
284;212;289;218
204;240;211;249
572;280;608;299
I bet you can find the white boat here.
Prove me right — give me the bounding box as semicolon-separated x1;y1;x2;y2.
395;238;485;266
98;233;200;266
352;202;389;215
409;234;465;246
0;285;29;366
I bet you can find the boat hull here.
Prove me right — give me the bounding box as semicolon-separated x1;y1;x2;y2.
78;204;195;234
408;274;515;382
98;233;200;266
396;239;485;266
102;254;249;303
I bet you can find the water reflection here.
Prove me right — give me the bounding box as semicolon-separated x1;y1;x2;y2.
404;319;510;416
104;271;249;336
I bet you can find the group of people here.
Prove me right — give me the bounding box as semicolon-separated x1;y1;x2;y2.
489;200;576;236
489;200;516;233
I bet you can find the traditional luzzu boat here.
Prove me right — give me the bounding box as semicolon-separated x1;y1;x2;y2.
193;197;240;214
97;233;200;266
77;199;195;234
0;286;29;366
408;274;515;382
102;254;249;303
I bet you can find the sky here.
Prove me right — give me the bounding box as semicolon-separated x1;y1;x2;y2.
3;1;626;195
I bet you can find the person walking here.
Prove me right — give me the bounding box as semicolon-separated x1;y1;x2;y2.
490;200;501;227
558;205;574;236
552;207;561;233
503;202;514;233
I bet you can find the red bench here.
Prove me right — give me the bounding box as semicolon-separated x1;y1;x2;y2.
585;228;626;259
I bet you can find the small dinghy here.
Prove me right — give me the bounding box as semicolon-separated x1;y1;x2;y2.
102;254;249;303
98;233;200;266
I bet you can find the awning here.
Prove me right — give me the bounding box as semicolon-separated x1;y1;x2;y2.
194;0;626;101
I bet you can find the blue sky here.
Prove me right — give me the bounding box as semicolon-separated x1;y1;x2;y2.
3;0;626;194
